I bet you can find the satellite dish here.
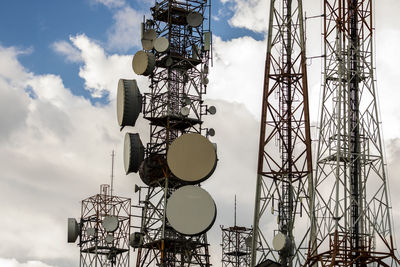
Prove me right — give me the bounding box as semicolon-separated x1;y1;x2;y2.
166;185;216;236
182;97;191;106
130;232;144;248
132;51;156;76
124;133;145;174
154;37;169;53
165;57;174;67
186;12;203;27
207;128;215;137
180;106;190;117
102;216;119;232
139;155;168;186
167;133;217;183
201;77;209;85
86;227;95;236
272;232;290;251
67;218;80;243
105;234;114;244
117;79;142;127
207;106;216;115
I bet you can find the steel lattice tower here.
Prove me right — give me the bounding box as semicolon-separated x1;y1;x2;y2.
130;1;214;266
221;197;252;267
305;0;400;266
250;0;313;266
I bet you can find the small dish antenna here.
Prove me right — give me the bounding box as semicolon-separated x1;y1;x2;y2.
132;51;156;76
166;185;216;236
67;218;80;243
272;232;290;251
180;106;190;117
167;133;217;183
154;37;169;53
117;79;142;127
186;12;203;27
130;232;144;248
207;106;216;115
201;76;209;85
165;57;174;67
181;97;191;106
102;216;119;233
207;128;215;137
105;234;114;244
124;133;145;174
86;227;95;236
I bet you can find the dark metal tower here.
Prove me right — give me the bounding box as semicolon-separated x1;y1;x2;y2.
305;0;400;266
126;1;215;266
79;184;131;267
250;0;313;266
221;196;252;267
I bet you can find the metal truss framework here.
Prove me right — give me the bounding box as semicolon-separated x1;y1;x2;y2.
305;0;400;266
80;185;131;267
132;1;213;266
251;0;313;266
221;225;252;267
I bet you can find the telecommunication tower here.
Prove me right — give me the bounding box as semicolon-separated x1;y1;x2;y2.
250;0;313;266
68;184;131;267
305;1;400;266
221;196;252;267
116;0;217;266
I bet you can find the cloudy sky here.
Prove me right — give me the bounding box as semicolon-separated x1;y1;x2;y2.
1;0;400;266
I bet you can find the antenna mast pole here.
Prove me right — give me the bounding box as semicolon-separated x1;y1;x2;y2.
111;150;115;197
250;0;313;266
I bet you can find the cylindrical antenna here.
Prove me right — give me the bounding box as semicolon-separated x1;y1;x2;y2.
111;150;115;197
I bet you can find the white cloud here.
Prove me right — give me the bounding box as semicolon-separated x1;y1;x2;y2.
0;258;54;267
67;34;148;99
106;6;144;51
91;0;125;8
51;40;83;63
207;35;265;117
223;0;269;32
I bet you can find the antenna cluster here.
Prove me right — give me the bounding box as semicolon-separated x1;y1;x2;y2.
116;0;217;266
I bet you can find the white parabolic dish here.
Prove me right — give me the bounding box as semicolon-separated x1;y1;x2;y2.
272;232;289;251
154;37;169;53
102;215;119;232
132;51;156;76
167;133;217;183
166;185;216;236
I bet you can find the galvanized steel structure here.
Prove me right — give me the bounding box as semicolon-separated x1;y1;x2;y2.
131;0;214;266
305;0;400;266
250;0;313;266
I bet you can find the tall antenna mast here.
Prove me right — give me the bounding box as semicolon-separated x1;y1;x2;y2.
305;0;400;265
250;0;313;266
111;149;115;197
